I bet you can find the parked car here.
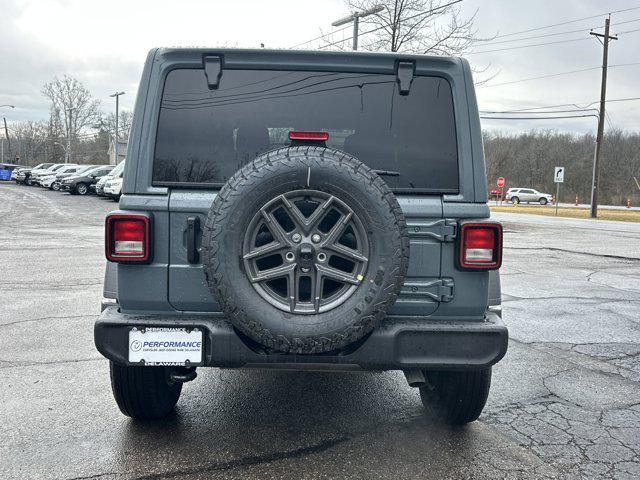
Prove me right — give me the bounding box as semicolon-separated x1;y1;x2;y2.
488;188;501;200
10;167;27;181
30;163;71;186
505;187;553;205
59;165;115;195
103;176;123;200
93;160;125;195
13;163;54;185
95;48;506;424
43;164;94;190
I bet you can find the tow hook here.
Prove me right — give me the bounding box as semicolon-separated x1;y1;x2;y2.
403;369;426;388
168;367;197;384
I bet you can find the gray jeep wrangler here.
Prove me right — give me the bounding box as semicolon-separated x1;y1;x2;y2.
95;48;507;425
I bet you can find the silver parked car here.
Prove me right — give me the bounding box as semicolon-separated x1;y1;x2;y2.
505;188;553;205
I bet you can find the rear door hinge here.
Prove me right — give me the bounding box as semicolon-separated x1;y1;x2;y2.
401;278;454;303
396;61;415;95
407;219;457;242
204;55;223;90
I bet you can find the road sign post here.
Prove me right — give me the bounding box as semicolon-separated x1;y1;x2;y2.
554;167;565;216
497;177;505;206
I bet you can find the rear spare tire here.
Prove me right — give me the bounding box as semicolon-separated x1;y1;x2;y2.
202;147;409;354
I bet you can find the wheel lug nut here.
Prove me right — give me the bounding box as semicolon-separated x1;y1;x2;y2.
301;267;310;273
311;234;321;243
285;252;295;262
292;233;302;243
317;252;327;262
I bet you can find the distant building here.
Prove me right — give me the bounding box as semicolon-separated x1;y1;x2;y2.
108;139;128;165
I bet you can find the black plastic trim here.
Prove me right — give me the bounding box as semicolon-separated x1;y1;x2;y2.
95;305;508;371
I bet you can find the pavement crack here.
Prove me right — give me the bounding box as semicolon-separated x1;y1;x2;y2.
0;314;94;328
502;294;633;304
129;436;350;479
0;357;103;369
65;472;119;480
505;246;640;262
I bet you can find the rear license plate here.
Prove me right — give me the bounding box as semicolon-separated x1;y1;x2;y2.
128;327;203;366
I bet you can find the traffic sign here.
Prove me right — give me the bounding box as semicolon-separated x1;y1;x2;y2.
554;167;565;183
497;177;505;187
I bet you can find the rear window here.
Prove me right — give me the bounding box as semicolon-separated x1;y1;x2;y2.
153;68;458;192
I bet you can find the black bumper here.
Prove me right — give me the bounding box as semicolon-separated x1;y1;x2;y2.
94;305;508;371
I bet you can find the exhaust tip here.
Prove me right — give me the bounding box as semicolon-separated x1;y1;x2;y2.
404;369;426;388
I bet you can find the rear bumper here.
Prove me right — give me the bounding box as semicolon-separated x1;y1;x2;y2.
95;305;508;371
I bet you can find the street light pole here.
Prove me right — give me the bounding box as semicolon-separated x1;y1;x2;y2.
110;92;125;165
332;4;384;50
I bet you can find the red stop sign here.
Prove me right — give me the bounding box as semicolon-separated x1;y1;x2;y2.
497;177;505;188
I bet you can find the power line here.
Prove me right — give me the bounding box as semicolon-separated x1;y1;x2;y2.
472;17;640;48
479;66;599;87
289;24;352;49
480;97;640;114
491;6;640;39
479;108;597;114
478;62;640;88
614;27;640;35
467;36;591;55
468;18;640;55
480;114;598;120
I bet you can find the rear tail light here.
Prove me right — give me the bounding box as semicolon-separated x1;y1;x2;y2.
289;131;329;141
105;214;151;263
458;222;502;270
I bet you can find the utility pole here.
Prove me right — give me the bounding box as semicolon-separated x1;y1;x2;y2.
332;4;384;50
3;117;11;161
66;107;75;164
589;17;617;218
110;92;125;165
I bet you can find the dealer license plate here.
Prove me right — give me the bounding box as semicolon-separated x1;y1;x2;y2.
128;327;203;365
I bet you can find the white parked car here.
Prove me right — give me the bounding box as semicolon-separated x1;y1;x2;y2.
505;188;553;205
40;164;84;189
94;160;124;196
103;177;123;200
30;163;70;185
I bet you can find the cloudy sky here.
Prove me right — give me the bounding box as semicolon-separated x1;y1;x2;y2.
1;0;639;134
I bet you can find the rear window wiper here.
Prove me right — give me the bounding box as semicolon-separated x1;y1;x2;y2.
373;170;401;177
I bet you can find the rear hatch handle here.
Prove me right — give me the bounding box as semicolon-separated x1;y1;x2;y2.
187;216;200;264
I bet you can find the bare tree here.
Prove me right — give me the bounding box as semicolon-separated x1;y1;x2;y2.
342;0;490;55
12;121;48;165
42;75;100;161
484;129;640;206
95;110;133;142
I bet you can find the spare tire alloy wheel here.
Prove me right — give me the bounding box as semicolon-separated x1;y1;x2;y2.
243;190;369;314
203;147;409;354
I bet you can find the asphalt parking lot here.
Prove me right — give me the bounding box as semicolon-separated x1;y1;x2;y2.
1;182;639;480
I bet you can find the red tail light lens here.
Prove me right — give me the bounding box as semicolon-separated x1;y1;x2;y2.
106;214;151;263
289;131;329;141
458;222;502;270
